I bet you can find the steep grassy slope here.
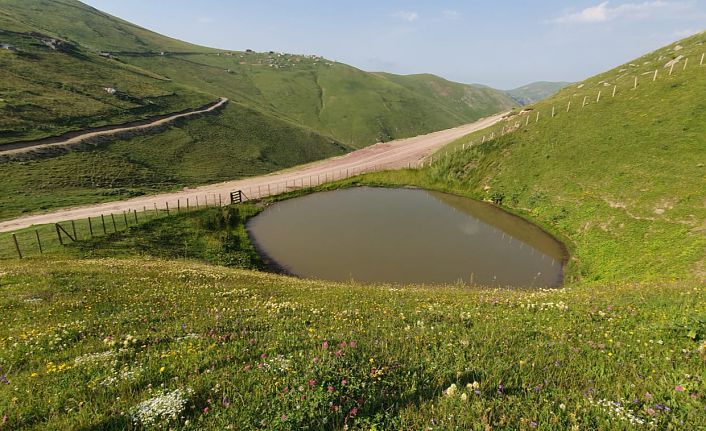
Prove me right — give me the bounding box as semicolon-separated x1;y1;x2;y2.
0;0;207;52
506;81;570;105
0;29;212;143
401;32;705;283
0;0;516;148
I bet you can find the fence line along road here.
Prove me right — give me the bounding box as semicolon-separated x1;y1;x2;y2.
0;111;507;233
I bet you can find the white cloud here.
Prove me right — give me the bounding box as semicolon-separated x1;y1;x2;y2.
442;10;460;20
393;11;419;22
553;1;675;24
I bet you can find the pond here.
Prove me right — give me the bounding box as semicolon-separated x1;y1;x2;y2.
247;187;566;287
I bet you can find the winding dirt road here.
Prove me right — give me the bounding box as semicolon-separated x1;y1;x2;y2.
0;111;506;233
0;97;229;156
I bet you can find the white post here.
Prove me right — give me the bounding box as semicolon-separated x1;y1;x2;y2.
653;69;658;81
501;126;505;136
566;101;571;112
482;135;486;143
669;63;674;75
582;96;587;107
701;53;704;66
596;91;601;103
535;112;540;122
551;106;555;117
634;76;638;89
612;85;617;97
525;115;530;126
683;58;688;70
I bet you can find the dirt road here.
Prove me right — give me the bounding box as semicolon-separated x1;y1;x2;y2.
0;97;229;156
0;112;505;232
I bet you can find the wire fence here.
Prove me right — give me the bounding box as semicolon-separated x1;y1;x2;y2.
425;50;705;165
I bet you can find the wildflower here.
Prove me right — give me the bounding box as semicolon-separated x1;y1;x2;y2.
341;379;347;386
468;381;480;390
644;392;653;400
130;388;193;427
348;407;358;417
281;415;288;421
350;341;357;348
322;341;329;350
675;385;685;392
530;421;538;428
159;367;166;373
328;386;335;392
445;383;458;397
30;373;38;378
203;407;209;414
335;349;343;358
497;384;505;395
308;379;316;386
559;403;566;411
460;393;468;402
0;375;9;385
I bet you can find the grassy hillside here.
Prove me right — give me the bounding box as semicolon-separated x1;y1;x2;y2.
0;0;516;148
401;32;705;283
1;257;704;430
0;29;213;143
0;102;346;220
506;81;570;105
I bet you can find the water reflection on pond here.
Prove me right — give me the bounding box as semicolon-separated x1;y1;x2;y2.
247;187;565;287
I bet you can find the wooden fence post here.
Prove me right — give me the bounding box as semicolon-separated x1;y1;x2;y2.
55;224;64;246
177;199;181;213
219;194;223;206
123;211;129;228
634;76;638;89
195;196;199;209
88;217;94;238
612;85;617;97
35;230;43;254
111;214;117;232
165;202;170;216
12;234;22;259
653;69;658;81
133;210;138;224
101;214;107;235
71;220;77;240
186;198;190;210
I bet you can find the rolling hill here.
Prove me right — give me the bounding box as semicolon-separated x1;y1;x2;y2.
0;0;517;148
0;0;517;220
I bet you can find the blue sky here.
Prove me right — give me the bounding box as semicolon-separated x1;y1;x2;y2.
82;1;705;89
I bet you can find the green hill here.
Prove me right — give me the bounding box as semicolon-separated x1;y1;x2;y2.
0;0;516;220
411;31;706;283
506;81;570;105
1;32;705;430
0;0;516;147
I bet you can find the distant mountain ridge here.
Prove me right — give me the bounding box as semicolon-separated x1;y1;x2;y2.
506;81;570;105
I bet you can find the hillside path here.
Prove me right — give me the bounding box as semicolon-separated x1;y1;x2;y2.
0;97;229;156
0;112;506;232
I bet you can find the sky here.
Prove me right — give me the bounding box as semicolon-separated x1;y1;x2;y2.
81;1;705;89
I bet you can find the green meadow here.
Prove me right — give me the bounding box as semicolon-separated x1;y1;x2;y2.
0;1;704;430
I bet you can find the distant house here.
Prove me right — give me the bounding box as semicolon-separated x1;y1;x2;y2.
0;43;17;52
103;87;117;95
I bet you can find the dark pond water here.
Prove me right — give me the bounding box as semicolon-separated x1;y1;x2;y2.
247;187;565;287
